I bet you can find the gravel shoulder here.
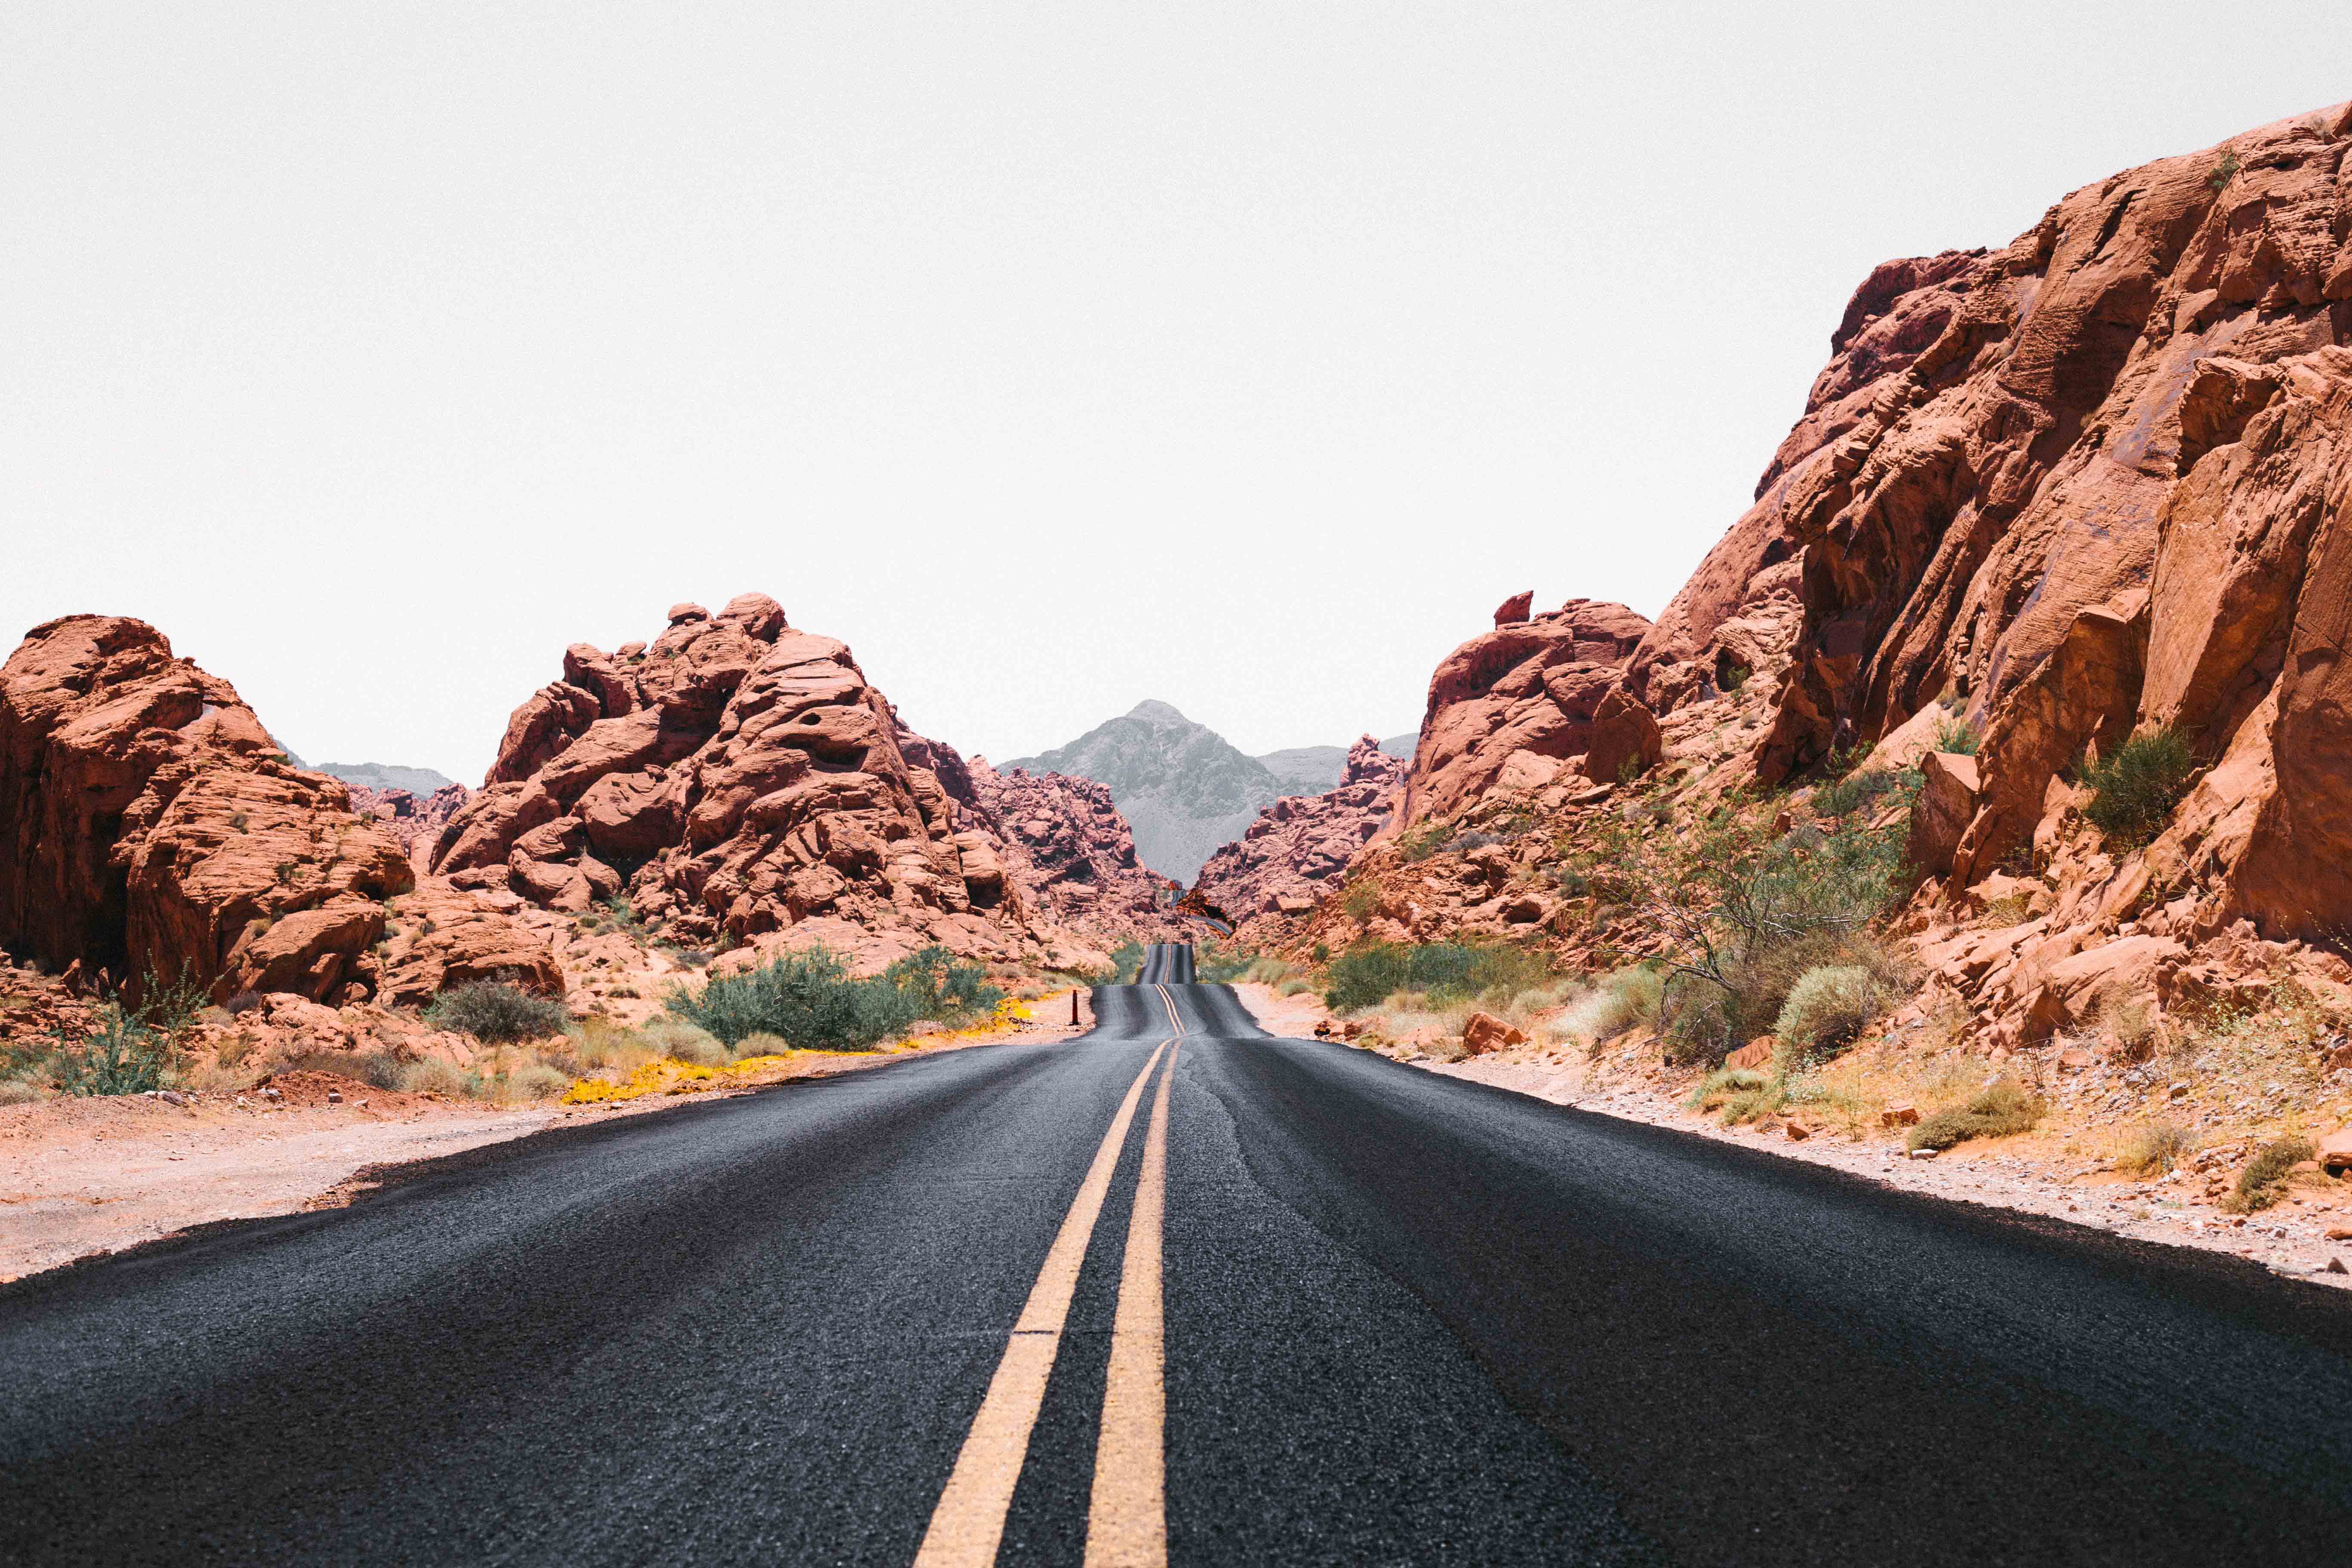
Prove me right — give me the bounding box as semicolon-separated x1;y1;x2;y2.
1224;983;2352;1290
0;995;1094;1283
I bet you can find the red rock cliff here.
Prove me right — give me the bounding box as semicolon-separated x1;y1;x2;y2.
1194;737;1404;925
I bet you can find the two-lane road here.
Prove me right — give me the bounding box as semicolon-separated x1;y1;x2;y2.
6;945;2352;1564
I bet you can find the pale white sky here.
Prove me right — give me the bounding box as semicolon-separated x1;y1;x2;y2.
4;4;2345;781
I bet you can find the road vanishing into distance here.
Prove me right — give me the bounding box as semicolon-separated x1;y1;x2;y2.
7;944;2352;1565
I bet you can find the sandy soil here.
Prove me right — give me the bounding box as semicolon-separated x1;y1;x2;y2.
1226;984;2352;1289
1;989;1095;1283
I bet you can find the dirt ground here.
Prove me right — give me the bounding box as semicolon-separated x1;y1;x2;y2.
0;990;1094;1283
1225;984;2352;1289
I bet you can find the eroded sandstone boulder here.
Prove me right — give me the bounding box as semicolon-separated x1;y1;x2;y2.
1398;599;1657;826
430;594;1164;968
0;616;553;1006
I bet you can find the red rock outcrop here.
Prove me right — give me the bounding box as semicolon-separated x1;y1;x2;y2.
348;782;471;874
1324;102;2352;1059
960;759;1186;937
0;616;553;1005
431;594;1122;969
1396;598;1657;825
1193;737;1404;923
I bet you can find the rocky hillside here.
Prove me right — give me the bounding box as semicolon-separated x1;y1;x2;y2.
1193;737;1404;925
0;616;557;1005
1292;101;2352;1069
962;759;1187;938
427;595;1150;974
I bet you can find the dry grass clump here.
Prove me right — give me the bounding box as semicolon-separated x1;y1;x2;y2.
2114;1118;2198;1175
1773;964;1888;1061
2223;1137;2316;1213
2113;1115;2194;1173
1908;1078;2045;1151
1563;966;1663;1047
397;1057;471;1097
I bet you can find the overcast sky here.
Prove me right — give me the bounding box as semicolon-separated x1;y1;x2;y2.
5;4;2346;781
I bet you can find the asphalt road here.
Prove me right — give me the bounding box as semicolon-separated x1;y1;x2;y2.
6;944;2352;1565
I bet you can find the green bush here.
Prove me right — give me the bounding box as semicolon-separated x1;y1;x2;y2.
882;946;1006;1020
1326;943;1412;1011
1932;715;1981;756
1399;822;1457;863
665;943;999;1052
1193;939;1256;984
1107;940;1147;985
426;979;573;1043
1773;965;1883;1058
2226;1137;2315;1213
1908;1079;2045;1151
2081;729;2195;845
1324;941;1550;1011
51;1005;174;1096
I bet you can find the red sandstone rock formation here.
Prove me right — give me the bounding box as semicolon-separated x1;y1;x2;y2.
431;594;1111;968
0;616;554;1005
348;782;470;873
1193;737;1403;922
962;758;1185;937
1329;101;2352;1057
1397;598;1657;826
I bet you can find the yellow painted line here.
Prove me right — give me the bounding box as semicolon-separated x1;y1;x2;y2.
1085;1044;1176;1568
913;1040;1172;1568
1151;984;1184;1035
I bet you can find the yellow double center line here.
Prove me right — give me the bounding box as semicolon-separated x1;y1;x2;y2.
914;990;1185;1568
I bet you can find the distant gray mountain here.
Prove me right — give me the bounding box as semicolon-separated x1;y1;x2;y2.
1379;733;1418;760
309;761;459;796
1007;701;1275;885
1254;745;1349;796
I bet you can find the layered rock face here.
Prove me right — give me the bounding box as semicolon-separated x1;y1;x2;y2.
1193;737;1403;923
1398;597;1660;826
1622;104;2352;949
0;616;552;1004
962;759;1185;935
429;595;1051;964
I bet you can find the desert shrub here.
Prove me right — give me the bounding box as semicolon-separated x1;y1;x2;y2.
1815;767;1908;822
1932;715;1981;756
224;990;263;1016
1310;941;1331;963
1192;939;1256;984
641;1014;728;1064
1719;662;1750;693
0;1072;45;1105
397;1057;473;1097
502;1062;572;1103
2081;728;2195;846
572;1019;660;1073
2208;150;2241;190
882;946;1005;1021
1324;941;1548;1012
667;943;991;1052
1399;822;1457;863
52;1004;175;1096
1565;966;1664;1043
1277;977;1312;996
1773;965;1884;1059
1688;1065;1784;1123
2116;1119;2197;1176
1339;882;1381;925
1651;800;1917;1067
1908;1078;2045;1151
1107;940;1147;985
1242;957;1298;986
426;979;572;1044
2225;1137;2316;1213
1326;943;1412;1011
732;1030;791;1060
